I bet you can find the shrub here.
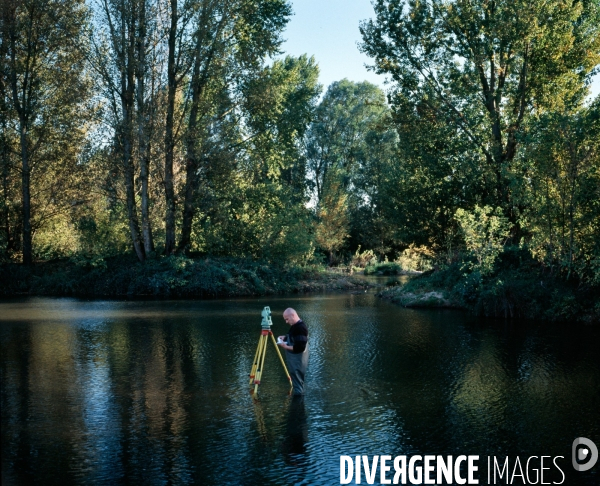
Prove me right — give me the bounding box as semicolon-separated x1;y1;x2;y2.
364;261;403;275
351;246;377;268
395;244;434;272
455;205;512;275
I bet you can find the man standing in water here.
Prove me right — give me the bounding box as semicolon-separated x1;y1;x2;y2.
277;308;309;396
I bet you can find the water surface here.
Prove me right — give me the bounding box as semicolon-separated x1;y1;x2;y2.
1;294;599;485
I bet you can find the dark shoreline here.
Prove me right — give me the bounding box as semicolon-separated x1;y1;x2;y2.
0;256;371;299
3;255;598;324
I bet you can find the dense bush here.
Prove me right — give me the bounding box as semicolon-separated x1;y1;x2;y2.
380;246;600;323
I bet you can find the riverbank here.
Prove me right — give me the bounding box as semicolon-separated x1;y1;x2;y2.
0;256;370;298
378;248;600;324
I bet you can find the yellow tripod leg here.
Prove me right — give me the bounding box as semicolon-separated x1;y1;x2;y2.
253;332;269;394
255;334;267;386
252;335;263;394
249;333;263;386
270;332;292;390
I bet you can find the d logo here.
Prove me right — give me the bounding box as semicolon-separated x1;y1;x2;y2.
572;437;598;472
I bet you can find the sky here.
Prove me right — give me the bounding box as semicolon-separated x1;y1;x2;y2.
279;0;385;91
279;0;600;99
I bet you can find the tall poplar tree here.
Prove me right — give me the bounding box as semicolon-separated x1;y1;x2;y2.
92;0;164;261
1;0;91;264
176;0;292;253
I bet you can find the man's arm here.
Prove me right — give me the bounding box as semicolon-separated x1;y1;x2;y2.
291;322;308;353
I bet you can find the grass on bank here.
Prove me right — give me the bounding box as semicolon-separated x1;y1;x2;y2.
0;255;369;298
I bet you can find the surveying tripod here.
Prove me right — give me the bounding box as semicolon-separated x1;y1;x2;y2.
248;306;292;394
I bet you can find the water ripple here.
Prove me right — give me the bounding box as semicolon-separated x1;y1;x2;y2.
1;297;599;485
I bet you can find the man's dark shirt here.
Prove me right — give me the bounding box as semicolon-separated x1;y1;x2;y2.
287;320;308;354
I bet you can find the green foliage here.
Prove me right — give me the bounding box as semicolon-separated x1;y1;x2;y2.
306;79;390;199
28;196;130;263
374;92;482;251
314;170;350;264
361;0;600;216
381;246;600;322
243;55;321;182
261;204;316;264
395;245;434;272
305;80;399;257
1;0;94;264
358;0;600;320
362;244;434;274
191;178;316;264
351;246;377;268
364;262;403;275
73;205;130;258
455;206;512;275
183;55;320;263
521;106;600;281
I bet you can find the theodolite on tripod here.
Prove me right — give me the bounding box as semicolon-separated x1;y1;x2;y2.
248;306;292;394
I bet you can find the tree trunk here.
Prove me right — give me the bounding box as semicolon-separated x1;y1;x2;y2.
177;14;225;253
1;139;11;257
139;131;154;254
19;127;32;265
121;5;145;262
12;97;33;267
7;9;32;265
177;63;207;254
0;38;11;258
0;108;12;257
177;32;203;254
177;106;200;253
139;148;154;253
136;0;154;254
124;138;145;262
178;153;198;253
164;0;177;255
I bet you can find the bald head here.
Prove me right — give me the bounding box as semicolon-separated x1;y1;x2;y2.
283;308;300;325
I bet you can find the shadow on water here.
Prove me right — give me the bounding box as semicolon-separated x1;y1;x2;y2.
1;295;599;485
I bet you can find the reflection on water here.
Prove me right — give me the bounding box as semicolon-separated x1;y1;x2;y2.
1;295;599;485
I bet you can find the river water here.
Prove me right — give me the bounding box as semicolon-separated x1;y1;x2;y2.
1;293;599;485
